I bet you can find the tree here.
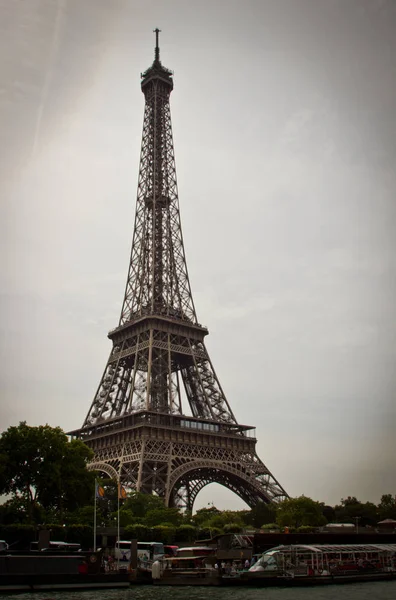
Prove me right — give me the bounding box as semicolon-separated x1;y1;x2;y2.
378;494;396;521
97;479;119;524
240;502;276;528
152;525;175;544
0;422;95;521
0;496;43;525
193;509;244;532
192;506;221;527
223;522;243;533
175;524;197;542
124;524;152;541
334;497;378;527
122;491;165;519
144;507;183;527
321;505;335;523
276;496;327;529
260;523;279;531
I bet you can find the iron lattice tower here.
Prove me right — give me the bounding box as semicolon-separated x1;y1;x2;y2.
69;31;288;510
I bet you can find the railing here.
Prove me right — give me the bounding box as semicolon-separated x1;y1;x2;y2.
76;411;256;440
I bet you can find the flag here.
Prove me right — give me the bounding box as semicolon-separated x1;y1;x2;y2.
95;484;105;499
118;484;127;499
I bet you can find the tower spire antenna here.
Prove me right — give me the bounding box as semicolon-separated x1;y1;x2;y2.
154;27;161;62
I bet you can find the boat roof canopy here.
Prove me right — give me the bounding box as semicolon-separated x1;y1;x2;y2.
265;544;396;554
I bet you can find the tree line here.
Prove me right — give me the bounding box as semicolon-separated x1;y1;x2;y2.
1;423;395;544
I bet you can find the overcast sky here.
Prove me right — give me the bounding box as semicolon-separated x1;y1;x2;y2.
1;0;395;511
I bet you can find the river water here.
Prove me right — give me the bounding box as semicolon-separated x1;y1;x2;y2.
3;583;396;600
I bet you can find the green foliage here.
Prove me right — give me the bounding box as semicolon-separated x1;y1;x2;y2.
175;524;197;542
260;523;279;531
152;525;175;544
97;479;119;523
124;524;152;541
378;494;396;520
191;506;221;526
0;496;45;525
296;525;316;533
65;505;97;527
0;523;92;549
197;509;244;531
223;522;243;533
144;507;183;527
334;496;379;527
196;526;222;539
66;524;93;546
0;523;36;548
0;422;95;521
123;492;165;518
44;524;66;541
322;505;335;523
115;509;134;528
242;502;276;528
276;496;327;529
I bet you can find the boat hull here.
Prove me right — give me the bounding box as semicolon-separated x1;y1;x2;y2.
0;573;131;593
222;571;396;586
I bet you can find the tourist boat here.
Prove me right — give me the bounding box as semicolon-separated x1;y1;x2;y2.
222;543;396;586
151;555;220;586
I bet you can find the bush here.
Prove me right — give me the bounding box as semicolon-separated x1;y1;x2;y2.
224;522;243;533
175;524;197;542
296;525;316;533
66;524;92;546
152;525;175;544
124;524;152;541
260;523;280;531
0;524;36;549
196;526;222;540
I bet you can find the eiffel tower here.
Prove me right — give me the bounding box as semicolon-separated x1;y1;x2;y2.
69;30;288;510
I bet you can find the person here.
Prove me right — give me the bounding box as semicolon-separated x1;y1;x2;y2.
250;556;256;566
102;555;109;572
152;560;161;580
107;554;114;571
244;559;250;569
